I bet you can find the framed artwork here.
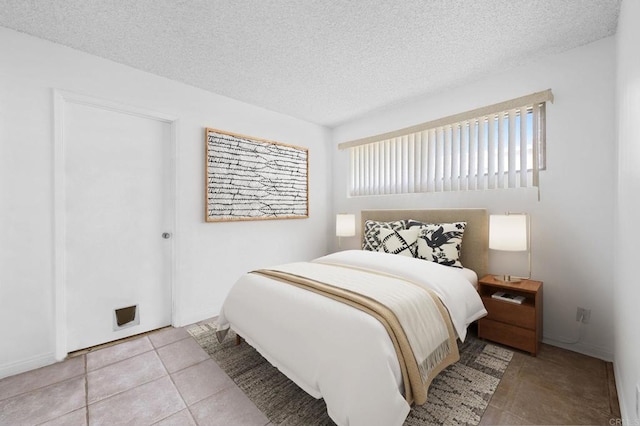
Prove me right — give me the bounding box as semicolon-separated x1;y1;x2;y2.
205;128;309;222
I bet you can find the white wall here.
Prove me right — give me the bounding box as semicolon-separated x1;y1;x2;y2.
0;27;332;378
614;0;640;421
332;37;617;360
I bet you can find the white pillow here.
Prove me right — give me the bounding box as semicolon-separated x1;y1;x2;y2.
411;222;466;268
376;228;419;257
362;219;408;251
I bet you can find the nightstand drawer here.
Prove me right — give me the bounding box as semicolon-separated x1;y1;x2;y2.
478;318;536;354
482;297;536;330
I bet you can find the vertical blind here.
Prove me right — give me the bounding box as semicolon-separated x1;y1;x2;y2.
340;90;552;197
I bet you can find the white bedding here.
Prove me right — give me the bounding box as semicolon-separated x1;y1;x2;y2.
460;267;479;289
316;250;486;341
217;250;487;426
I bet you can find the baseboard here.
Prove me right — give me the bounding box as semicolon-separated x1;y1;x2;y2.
0;351;57;380
613;362;631;422
173;309;219;328
542;336;614;362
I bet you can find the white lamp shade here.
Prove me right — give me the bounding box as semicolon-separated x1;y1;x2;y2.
336;214;356;237
489;214;528;251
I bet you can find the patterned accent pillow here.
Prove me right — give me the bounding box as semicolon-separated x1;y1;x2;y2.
362;220;408;251
376;228;419;257
410;221;467;268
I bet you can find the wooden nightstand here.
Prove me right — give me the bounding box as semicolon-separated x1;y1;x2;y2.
477;275;543;356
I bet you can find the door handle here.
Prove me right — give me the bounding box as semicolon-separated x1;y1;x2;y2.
162;232;172;239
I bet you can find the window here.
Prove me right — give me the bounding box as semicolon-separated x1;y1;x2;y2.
340;90;552;197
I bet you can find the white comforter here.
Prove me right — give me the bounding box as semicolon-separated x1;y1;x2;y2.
217;250;487;426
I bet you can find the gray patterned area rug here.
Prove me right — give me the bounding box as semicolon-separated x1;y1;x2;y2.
188;323;513;426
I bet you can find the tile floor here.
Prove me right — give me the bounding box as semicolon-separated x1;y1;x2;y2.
480;342;620;425
0;323;620;426
0;325;270;426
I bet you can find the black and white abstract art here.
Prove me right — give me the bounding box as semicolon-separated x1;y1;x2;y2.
205;128;309;222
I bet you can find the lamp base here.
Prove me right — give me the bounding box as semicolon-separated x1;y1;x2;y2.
493;274;523;283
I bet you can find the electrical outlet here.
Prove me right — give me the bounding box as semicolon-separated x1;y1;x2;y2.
575;307;591;324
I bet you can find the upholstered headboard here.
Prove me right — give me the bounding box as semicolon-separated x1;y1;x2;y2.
360;209;489;278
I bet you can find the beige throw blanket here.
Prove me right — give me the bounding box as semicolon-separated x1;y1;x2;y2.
254;261;459;405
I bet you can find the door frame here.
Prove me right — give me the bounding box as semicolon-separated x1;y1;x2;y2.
52;90;179;360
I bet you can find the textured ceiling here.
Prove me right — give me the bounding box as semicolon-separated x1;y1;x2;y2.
0;1;621;127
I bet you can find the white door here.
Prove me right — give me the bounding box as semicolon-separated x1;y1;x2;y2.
63;99;173;352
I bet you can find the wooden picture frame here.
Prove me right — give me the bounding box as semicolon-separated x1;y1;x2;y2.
205;128;309;222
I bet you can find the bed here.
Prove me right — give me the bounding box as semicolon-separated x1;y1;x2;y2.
216;208;488;426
